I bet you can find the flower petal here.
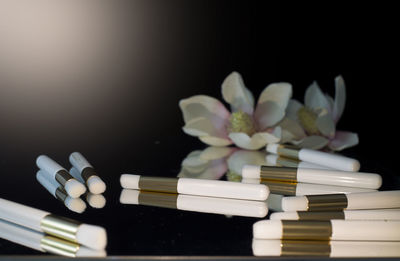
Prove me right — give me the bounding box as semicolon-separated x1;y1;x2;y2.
179;95;230;124
257;82;292;110
181;150;208;167
279;117;306;143
315;109;336;138
328;130;358;151
304;81;331;112
229;128;281;150
227;149;267;175
333;75;346;123
221;71;254;114
199;146;236;161
254;101;285;130
286;99;303;121
198;136;233;146
293;135;330;150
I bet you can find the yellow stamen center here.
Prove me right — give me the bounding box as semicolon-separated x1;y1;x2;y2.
297;106;320;135
226;170;242;182
228;111;256;136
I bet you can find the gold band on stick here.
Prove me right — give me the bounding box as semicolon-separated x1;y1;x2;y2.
55;187;68;202
41;235;79;257
297;211;345;220
139;176;179;193
276;156;300;168
281;240;331;256
260;166;297;182
306;194;348;211
260;180;297;196
41;214;80;243
138;191;178;209
55;170;73;186
282;220;332;240
81;167;97;183
276;145;300;160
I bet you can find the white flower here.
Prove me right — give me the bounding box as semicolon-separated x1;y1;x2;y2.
179;72;292;150
280;75;359;151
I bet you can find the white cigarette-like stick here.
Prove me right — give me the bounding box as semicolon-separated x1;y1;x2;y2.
0;219;107;257
86;193;106;209
282;190;400;211
120;174;269;201
270;209;400;221
69;152;106;194
241;178;377;196
266;194;284;212
36;155;86;198
36;170;87;213
0;198;107;250
242;165;381;189
266;154;333;170
252;239;400;257
119;189;268;218
253;219;400;241
266;144;360;171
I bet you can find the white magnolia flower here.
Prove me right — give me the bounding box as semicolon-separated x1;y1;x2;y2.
179;71;292;150
280;75;359;151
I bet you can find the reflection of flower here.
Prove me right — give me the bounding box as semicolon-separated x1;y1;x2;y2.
178;147;267;181
280;76;358;151
179;72;292;150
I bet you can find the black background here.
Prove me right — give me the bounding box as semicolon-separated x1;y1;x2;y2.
0;0;399;257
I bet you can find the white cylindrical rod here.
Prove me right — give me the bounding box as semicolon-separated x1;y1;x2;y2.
119;189;268;218
266;154;332;170
252;239;400;257
270;209;400;221
253;219;400;241
242;165;382;189
282;191;400;211
120;174;269;201
69;153;106;194
0;219;43;252
266;144;360;171
0;198;106;250
36;155;86;198
36;170;58;197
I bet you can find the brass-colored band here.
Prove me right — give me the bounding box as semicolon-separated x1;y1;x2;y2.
260;180;297;196
55;170;73;186
297;211;345;220
55;187;68;202
277;145;300;160
276;156;300;168
81;167;97;183
139;176;179;193
40;235;79;257
282;220;332;240
40;214;80;242
281;240;331;257
138;191;178;209
306;194;348;211
260;166;297;182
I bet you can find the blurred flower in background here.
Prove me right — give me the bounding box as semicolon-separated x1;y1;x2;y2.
179;72;292;150
280;75;359;151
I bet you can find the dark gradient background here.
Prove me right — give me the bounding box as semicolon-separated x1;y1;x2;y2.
0;0;399;257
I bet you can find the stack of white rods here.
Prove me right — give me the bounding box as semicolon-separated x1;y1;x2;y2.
36;153;106;211
0;198;107;255
249;144;400;257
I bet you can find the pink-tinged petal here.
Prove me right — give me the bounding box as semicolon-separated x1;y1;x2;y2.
293;135;330;150
198;136;233;147
286;99;303;121
179;95;230;125
279;117;306;143
254;101;285;130
333;75;346;123
179;150;228;180
199;146;236;160
229;128;281;150
315;109;336;139
328;130;358;151
304;81;331;112
257;82;292;109
221;71;254;115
